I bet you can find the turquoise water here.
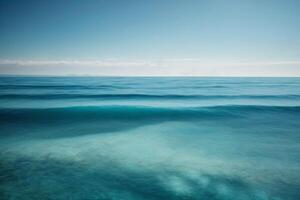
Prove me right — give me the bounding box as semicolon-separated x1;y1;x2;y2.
0;77;300;200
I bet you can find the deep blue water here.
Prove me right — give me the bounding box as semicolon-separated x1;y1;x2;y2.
0;77;300;200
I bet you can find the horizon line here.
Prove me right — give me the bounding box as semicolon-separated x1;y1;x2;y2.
1;74;300;78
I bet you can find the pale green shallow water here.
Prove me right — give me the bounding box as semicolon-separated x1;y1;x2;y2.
0;77;300;200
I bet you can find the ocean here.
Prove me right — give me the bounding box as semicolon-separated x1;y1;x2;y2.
0;77;300;200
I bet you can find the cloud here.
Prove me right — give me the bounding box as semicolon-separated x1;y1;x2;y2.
0;58;300;76
0;59;159;67
1;59;300;67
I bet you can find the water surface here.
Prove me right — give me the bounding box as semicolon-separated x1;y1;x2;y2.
0;77;300;200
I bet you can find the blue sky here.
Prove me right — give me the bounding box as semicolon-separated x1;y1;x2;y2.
0;0;300;76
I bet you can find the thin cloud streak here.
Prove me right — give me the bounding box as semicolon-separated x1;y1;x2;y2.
0;59;159;67
0;59;300;76
1;59;300;67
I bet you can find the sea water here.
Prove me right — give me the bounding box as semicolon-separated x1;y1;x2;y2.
0;77;300;200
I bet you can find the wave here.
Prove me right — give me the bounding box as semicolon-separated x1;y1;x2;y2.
0;84;126;90
1;93;300;100
1;105;299;124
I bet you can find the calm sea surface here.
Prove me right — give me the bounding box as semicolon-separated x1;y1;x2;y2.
0;77;300;200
